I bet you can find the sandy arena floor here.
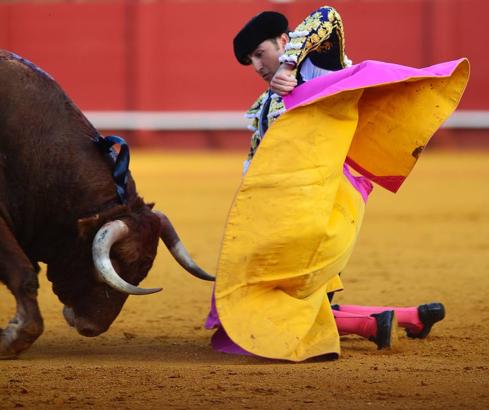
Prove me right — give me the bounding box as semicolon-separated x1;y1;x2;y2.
1;150;488;409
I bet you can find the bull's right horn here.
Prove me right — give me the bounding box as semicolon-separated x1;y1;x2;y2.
153;211;215;281
92;220;162;295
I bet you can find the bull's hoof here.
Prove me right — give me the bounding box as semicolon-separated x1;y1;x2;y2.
0;330;20;360
0;320;43;359
0;347;18;360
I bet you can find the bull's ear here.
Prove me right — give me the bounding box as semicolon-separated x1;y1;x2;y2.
77;214;101;239
146;202;155;210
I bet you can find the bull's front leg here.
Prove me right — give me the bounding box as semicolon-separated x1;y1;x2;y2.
0;218;43;359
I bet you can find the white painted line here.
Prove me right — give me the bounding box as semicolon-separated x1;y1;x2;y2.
85;111;248;130
441;111;489;129
84;110;489;130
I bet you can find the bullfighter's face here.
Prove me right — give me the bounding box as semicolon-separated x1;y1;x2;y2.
63;209;161;337
249;34;288;83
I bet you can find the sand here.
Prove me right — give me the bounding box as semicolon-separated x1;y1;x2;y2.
1;150;488;409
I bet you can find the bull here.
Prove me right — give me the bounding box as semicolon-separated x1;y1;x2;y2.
0;50;214;359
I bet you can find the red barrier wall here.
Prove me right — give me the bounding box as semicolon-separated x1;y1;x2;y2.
0;0;486;112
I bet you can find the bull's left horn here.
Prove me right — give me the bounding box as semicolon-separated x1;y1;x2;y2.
92;220;162;295
153;211;215;281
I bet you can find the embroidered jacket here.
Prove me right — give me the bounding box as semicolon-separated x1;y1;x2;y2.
245;5;351;163
245;91;286;161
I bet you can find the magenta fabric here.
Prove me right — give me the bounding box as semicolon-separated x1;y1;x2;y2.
345;157;405;195
343;164;373;203
283;59;466;111
211;328;253;356
205;289;253;355
204;290;220;330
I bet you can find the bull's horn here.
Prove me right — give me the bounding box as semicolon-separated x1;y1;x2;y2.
92;220;162;295
153;211;215;281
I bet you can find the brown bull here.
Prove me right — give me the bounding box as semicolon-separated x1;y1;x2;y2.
0;50;214;359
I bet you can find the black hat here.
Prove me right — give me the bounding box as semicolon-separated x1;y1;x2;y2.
233;11;288;65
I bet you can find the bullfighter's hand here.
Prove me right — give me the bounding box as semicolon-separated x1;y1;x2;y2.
270;64;297;96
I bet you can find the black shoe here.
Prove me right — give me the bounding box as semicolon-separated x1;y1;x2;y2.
406;302;446;339
370;310;398;350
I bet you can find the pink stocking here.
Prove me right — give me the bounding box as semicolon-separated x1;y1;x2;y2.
332;310;378;339
336;305;423;334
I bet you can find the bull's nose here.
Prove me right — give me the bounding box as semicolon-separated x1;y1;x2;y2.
74;318;106;337
77;326;101;337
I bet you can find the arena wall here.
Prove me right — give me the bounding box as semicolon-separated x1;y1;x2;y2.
0;0;487;148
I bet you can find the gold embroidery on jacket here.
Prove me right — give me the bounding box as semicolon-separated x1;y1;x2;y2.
285;6;347;77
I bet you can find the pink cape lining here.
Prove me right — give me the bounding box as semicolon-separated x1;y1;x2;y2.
283;59;465;110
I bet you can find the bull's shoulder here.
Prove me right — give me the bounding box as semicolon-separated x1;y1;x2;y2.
0;49;96;138
0;49;54;81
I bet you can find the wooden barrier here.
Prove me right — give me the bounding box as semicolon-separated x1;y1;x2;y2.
0;0;487;148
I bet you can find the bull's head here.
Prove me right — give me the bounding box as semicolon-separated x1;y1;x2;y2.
61;204;214;337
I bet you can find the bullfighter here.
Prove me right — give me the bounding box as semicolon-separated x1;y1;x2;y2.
205;6;469;361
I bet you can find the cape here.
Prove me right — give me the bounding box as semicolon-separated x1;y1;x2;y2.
215;58;469;361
